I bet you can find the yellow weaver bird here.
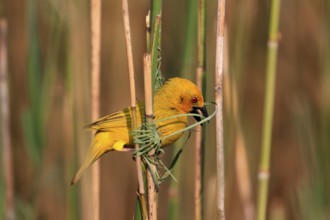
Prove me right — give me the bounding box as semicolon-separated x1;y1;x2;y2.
71;78;208;185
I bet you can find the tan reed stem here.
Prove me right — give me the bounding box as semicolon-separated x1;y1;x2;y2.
121;0;148;219
91;0;101;219
194;115;202;220
143;54;157;220
215;0;226;219
195;0;206;219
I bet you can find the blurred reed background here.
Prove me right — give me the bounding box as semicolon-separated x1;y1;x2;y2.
0;0;329;219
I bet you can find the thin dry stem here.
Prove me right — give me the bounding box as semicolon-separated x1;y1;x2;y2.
0;18;15;220
121;0;148;218
143;54;157;220
147;156;157;220
195;0;206;218
144;54;153;118
122;0;136;107
194;122;202;220
91;0;101;219
195;67;203;220
215;0;226;219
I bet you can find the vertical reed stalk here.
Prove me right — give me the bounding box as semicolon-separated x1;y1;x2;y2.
194;113;203;220
0;19;15;220
150;15;161;91
150;0;162;91
144;1;161;219
91;0;101;219
121;0;148;219
151;0;162;29
143;54;157;220
195;0;206;219
256;0;281;219
215;0;226;219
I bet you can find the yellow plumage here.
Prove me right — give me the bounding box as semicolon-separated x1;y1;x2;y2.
71;78;208;184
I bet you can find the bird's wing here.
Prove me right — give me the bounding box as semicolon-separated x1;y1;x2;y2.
86;108;132;131
85;104;144;132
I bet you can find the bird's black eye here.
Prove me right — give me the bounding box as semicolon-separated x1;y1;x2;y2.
191;97;198;103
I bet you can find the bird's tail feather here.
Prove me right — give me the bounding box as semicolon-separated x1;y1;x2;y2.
71;142;107;185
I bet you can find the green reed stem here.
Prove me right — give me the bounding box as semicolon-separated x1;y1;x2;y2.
256;0;281;219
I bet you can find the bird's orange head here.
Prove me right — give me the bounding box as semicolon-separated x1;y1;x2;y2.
156;77;209;122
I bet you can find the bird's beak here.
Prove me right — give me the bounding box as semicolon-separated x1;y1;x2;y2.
190;106;209;123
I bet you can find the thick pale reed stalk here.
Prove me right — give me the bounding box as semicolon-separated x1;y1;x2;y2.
214;0;226;219
195;0;206;219
121;0;148;219
91;0;101;219
0;19;15;220
256;0;281;219
143;54;157;220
